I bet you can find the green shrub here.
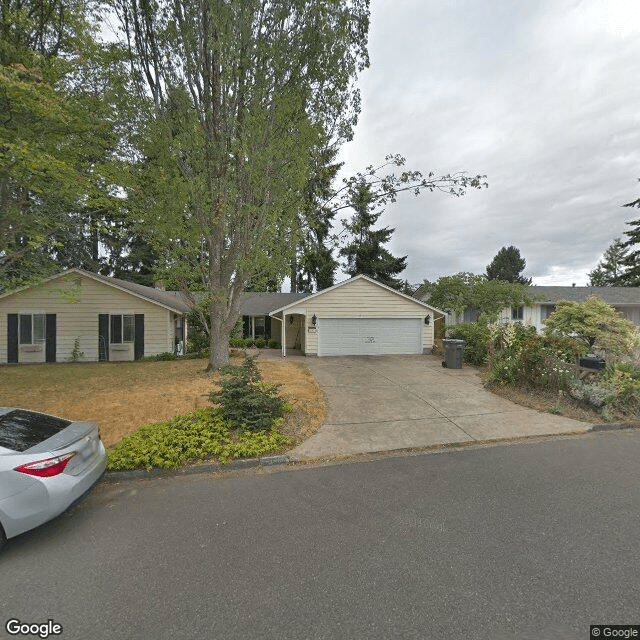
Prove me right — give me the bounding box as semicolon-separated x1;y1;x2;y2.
244;338;255;348
267;338;280;349
141;351;178;362
210;355;289;432
488;323;584;390
254;338;266;348
66;337;86;362
600;362;640;412
229;338;245;348
445;323;490;365
107;408;289;470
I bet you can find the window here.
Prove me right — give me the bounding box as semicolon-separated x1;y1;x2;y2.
541;305;556;321
511;306;524;321
19;314;46;345
110;314;135;344
254;316;265;338
463;308;478;323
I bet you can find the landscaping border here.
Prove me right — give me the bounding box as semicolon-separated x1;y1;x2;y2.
103;454;291;482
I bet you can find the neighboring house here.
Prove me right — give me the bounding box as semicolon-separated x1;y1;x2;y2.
269;275;443;357
0;269;190;364
416;285;640;331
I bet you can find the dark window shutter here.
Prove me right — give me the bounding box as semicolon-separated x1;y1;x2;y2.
98;314;109;361
19;314;32;344
45;314;56;363
242;316;250;338
134;314;144;360
265;315;272;339
7;314;18;363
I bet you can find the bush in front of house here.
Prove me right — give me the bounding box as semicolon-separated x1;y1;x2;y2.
107;408;290;470
267;338;280;349
229;338;245;348
254;338;266;348
210;355;290;432
487;323;584;390
141;351;178;362
445;323;490;365
244;338;255;348
570;362;640;418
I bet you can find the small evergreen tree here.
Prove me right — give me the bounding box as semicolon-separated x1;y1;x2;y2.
339;180;407;289
486;246;532;284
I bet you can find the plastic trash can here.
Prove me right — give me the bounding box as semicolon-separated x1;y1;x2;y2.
442;339;466;369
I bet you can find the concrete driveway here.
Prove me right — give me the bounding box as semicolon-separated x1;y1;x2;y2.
290;354;592;460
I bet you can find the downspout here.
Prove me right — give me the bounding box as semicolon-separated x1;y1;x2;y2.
282;313;287;358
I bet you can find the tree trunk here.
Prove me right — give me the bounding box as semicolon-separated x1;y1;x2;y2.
208;305;230;370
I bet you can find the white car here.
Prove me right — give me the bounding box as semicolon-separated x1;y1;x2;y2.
0;408;107;551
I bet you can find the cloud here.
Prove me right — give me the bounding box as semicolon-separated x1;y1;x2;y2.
336;0;640;286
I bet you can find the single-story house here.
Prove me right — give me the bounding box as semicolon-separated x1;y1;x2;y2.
269;275;443;357
1;270;443;363
417;285;640;331
0;269;190;364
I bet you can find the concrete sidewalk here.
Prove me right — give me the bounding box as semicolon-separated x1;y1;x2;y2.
282;354;592;461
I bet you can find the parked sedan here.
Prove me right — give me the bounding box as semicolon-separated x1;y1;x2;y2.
0;408;106;550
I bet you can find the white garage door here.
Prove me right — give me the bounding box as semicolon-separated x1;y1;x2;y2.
318;318;422;356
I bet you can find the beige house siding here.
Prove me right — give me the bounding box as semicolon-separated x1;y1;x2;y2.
279;277;435;355
0;274;177;363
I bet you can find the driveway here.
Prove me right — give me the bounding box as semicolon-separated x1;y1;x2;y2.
289;354;591;460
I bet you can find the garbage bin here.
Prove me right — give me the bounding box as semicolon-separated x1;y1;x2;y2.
442;339;466;369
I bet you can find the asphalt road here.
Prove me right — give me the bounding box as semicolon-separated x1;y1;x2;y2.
2;431;640;640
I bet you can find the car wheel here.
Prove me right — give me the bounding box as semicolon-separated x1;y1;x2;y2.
0;524;6;554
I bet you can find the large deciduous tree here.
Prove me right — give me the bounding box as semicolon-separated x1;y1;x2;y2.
113;0;370;370
423;272;532;324
0;0;134;289
486;245;531;284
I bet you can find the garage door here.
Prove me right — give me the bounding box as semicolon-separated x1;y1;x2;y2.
317;318;422;356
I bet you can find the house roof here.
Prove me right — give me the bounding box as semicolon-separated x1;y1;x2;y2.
76;270;192;313
413;281;640;307
269;274;446;316
528;286;640;305
0;269;191;313
239;292;307;315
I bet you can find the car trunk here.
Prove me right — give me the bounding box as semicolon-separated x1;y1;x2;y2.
0;409;102;476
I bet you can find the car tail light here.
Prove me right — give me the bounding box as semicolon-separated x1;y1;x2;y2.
14;452;76;477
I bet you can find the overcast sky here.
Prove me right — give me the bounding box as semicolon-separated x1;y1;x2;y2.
335;0;640;286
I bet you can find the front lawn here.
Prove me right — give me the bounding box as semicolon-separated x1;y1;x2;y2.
0;356;326;449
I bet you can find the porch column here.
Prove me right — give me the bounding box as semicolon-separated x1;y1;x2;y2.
281;313;287;357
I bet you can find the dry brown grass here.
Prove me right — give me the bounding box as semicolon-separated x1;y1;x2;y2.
258;358;326;446
0;356;326;448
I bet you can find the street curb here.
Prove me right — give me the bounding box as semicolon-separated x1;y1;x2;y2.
589;422;637;432
103;455;289;483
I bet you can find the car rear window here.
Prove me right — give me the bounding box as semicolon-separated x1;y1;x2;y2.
0;410;72;453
